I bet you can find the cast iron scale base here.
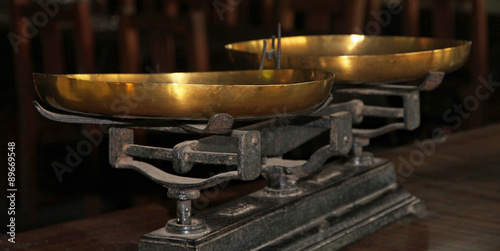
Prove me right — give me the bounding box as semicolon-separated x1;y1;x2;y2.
139;159;425;251
34;73;442;250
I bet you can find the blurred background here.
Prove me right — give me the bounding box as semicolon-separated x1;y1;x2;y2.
0;0;499;233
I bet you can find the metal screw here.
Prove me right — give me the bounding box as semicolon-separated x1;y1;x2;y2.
250;137;258;145
344;136;350;144
283;167;293;174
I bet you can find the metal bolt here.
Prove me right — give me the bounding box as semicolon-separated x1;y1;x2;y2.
250;137;258;145
344;136;350;144
283;167;293;174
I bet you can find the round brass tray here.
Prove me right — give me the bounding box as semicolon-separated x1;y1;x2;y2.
225;35;471;83
33;69;334;119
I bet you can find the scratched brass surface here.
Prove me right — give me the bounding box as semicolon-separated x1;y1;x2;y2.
225;35;471;83
33;69;334;119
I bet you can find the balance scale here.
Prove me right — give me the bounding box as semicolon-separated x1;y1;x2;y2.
33;31;471;250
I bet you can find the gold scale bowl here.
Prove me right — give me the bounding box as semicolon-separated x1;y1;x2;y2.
34;69;334;119
226;34;471;83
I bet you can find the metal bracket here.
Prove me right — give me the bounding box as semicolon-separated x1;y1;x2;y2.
315;72;445;165
109;126;261;236
261;111;353;195
110;128;261;185
335;85;420;135
331;72;447;138
109;127;239;190
419;71;445;91
179;113;234;134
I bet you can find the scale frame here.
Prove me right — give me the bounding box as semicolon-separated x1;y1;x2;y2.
33;73;440;250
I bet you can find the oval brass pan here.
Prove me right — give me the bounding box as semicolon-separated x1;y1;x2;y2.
225;35;471;83
34;69;334;119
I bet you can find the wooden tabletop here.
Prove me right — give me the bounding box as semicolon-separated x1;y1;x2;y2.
346;123;500;251
2;124;500;250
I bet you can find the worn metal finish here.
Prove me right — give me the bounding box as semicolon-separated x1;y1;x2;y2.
334;83;421;165
333;81;424;139
109;126;262;236
123;144;173;161
180;113;234;134
260;111;353;195
167;190;201;201
313;99;364;123
109;127;261;187
320;74;440;166
193;110;352;160
236;130;262;180
33;69;334;119
139;159;426;250
328;111;353;153
227;35;470;83
176;200;193;225
240;119;328;157
165;199;209;236
261;158;303;195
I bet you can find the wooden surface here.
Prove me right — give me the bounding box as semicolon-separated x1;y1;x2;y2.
346;123;500;251
1;124;500;250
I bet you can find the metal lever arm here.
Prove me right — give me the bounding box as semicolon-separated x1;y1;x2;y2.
326;72;444;165
336;84;421;136
261;112;352;194
291;111;352;177
34;101;127;125
314;95;416;139
332;72;445;138
34;100;234;135
109;127;261;191
115;159;238;190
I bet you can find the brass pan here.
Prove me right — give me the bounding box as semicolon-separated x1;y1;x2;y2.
225;35;471;83
33;69;334;119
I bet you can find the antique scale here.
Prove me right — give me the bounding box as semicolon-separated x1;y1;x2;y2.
33;29;470;250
